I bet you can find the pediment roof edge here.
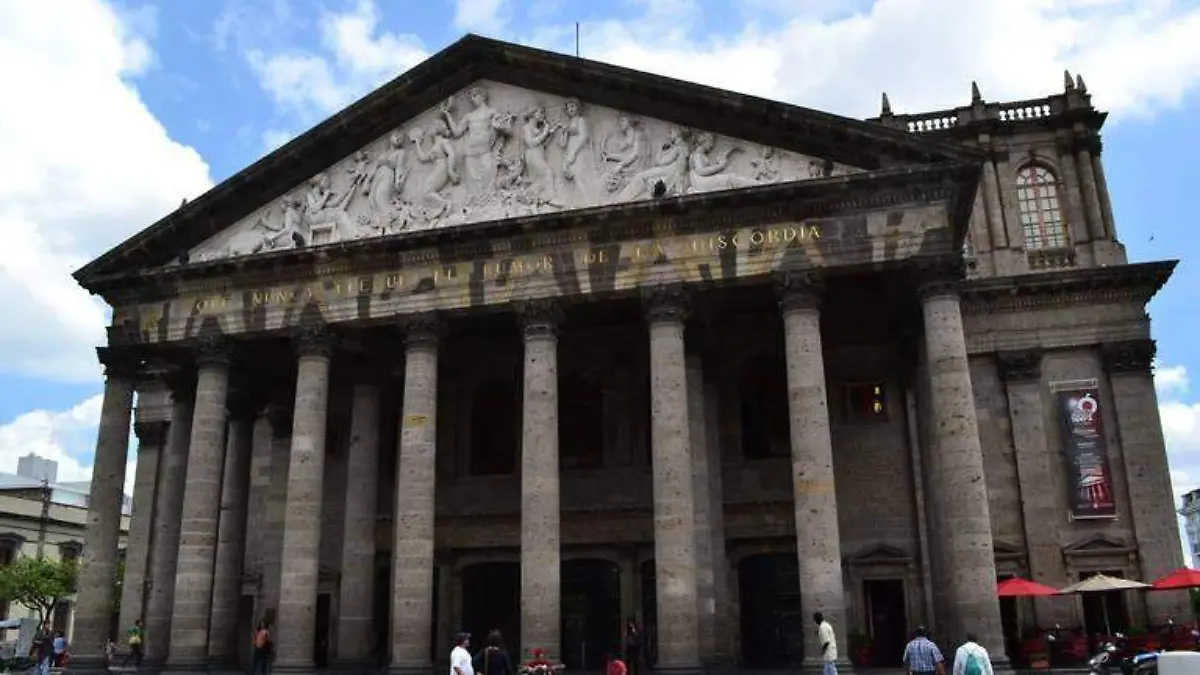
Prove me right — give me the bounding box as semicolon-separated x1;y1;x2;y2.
75;34;984;287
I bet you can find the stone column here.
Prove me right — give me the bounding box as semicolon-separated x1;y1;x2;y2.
518;300;563;661
1102;340;1191;622
919;269;1006;660
259;401;293;625
642;285;701;675
69;348;138;675
1075;144;1107;242
208;387;257;669
335;372;383;668
1091;153;1117;239
245;411;273;613
274;325;336;673
704;381;733;664
776;274;850;668
685;355;715;664
167;339;233;672
997;351;1071;626
390;314;440;675
144;379;195;664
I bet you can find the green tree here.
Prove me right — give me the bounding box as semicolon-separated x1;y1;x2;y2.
0;556;77;625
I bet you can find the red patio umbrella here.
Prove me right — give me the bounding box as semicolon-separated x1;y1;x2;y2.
998;577;1061;597
1150;568;1200;590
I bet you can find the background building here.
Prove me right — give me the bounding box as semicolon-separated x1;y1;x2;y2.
1179;489;1200;568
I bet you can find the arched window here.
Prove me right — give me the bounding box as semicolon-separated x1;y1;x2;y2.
560;372;605;470
469;376;519;476
1016;164;1068;250
738;353;791;459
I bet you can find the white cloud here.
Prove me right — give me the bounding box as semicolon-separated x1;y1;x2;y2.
246;0;429;124
0;395;137;498
1157;363;1190;397
0;0;213;382
453;0;510;34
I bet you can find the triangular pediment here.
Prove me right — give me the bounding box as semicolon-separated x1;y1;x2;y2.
844;543;912;566
1063;534;1132;556
74;34;981;286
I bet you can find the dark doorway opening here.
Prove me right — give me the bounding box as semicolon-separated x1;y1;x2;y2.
237;594;255;671
996;574;1019;661
738;553;803;668
315;593;332;668
864;579;907;667
738;354;791;459
463;562;521;663
639;560;658;668
470;376;520;475
562;559;621;670
1080;570;1129;636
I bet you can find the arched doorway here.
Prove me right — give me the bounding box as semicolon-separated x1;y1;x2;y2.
738;552;803;668
561;559;622;670
462;562;521;662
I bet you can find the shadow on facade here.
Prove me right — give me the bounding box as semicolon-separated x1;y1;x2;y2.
462;562;521;662
561;559;621;670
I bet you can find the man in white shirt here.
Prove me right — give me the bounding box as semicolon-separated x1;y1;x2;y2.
451;632;474;675
813;612;839;675
952;633;994;675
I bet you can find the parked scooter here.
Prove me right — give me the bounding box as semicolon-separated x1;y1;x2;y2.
1090;633;1131;675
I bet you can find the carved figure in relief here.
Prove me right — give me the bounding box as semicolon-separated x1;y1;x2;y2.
247;197;306;254
442;87;500;195
615;125;690;202
520;107;565;208
409;121;459;221
686;132;758;194
304;172;367;239
363;131;409;216
751;146;780;183
601;115;647;193
558;98;600;204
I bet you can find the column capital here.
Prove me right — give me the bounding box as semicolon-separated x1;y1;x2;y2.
914;259;967;301
996;349;1043;384
515;298;562;340
96;346;141;379
642;283;689;324
133;420;169;447
775;271;824;314
400;312;440;349
292;322;336;359
1101;339;1156;375
190;334;234;369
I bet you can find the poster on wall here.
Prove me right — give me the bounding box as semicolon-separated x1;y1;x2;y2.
1057;388;1118;519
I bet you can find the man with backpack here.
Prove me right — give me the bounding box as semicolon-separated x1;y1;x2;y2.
951;633;994;675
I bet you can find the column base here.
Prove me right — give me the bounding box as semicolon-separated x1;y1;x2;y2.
272;663;320;675
387;662;435;675
330;659;382;675
160;659;211;675
797;659;855;675
61;656;111;675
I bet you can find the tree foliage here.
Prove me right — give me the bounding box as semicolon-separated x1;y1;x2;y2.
0;556;77;625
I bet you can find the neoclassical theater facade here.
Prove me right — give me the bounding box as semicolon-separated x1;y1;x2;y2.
69;35;1183;675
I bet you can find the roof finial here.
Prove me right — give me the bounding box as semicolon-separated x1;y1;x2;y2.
180;197;188;208
1064;70;1075;90
1076;74;1087;93
880;92;892;116
970;80;982;104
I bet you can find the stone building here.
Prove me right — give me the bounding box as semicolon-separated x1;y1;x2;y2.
68;35;1183;675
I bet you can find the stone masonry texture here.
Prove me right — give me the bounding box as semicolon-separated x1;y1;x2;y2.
780;288;850;667
685;356;716;664
259;403;293;625
520;309;562;661
70;358;135;673
645;291;701;673
167;357;231;669
275;346;333;672
144;395;193;664
208;413;254;666
921;290;1006;658
336;380;382;664
390;320;439;673
118;420;165;636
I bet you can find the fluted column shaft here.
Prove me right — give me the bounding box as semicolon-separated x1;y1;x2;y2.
208;392;256;667
920;279;1005;659
118;417;166;634
390;315;440;674
70;349;137;674
167;344;232;670
274;328;335;673
144;389;194;664
519;301;562;661
643;286;700;673
335;377;382;665
777;277;849;668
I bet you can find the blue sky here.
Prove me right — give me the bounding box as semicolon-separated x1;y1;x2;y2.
1;0;1199;555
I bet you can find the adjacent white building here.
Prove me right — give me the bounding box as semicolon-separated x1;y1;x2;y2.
1179;489;1200;568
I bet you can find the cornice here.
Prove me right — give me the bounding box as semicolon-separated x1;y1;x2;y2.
91;164;976;303
960;261;1175;314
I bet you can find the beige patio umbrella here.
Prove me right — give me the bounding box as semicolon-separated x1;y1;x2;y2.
1059;574;1150;636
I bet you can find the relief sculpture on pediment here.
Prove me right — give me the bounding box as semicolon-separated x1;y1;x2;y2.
188;80;862;263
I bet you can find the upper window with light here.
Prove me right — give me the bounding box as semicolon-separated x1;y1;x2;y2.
1016;164;1069;251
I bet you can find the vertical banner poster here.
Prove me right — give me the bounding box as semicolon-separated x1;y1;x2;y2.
1057;388;1117;518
